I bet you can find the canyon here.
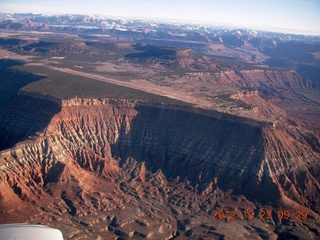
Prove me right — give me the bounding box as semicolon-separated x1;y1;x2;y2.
0;13;319;239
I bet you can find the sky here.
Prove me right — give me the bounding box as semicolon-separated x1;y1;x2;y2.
1;0;320;35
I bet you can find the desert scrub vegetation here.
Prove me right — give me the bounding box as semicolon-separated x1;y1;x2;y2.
217;93;253;110
15;65;189;105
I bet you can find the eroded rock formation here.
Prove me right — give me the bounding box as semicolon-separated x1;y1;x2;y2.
0;96;319;239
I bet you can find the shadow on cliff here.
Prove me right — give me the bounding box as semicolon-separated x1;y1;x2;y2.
0;59;61;151
110;104;281;204
0;59;41;103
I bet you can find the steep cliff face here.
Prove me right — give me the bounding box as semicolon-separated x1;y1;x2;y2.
0;95;61;151
0;97;319;239
187;69;318;92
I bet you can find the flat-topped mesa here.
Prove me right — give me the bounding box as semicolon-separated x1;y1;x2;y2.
62;98;275;128
61;98;139;107
0;89;319;237
17;90;275;128
18;89;141;107
186;69;318;90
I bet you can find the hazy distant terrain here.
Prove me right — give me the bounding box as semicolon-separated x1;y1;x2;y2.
0;13;319;239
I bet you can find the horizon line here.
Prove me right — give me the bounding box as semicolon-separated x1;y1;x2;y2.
1;11;320;37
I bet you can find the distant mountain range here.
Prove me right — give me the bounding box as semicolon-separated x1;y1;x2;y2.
1;13;319;43
2;13;319;82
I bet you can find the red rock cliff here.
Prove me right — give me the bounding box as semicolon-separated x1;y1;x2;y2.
0;97;319;239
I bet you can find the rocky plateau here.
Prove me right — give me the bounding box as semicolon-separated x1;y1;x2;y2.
0;13;319;239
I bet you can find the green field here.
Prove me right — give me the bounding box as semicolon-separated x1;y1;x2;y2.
16;65;189;105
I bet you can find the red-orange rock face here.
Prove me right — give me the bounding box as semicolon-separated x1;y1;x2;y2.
0;97;319;239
